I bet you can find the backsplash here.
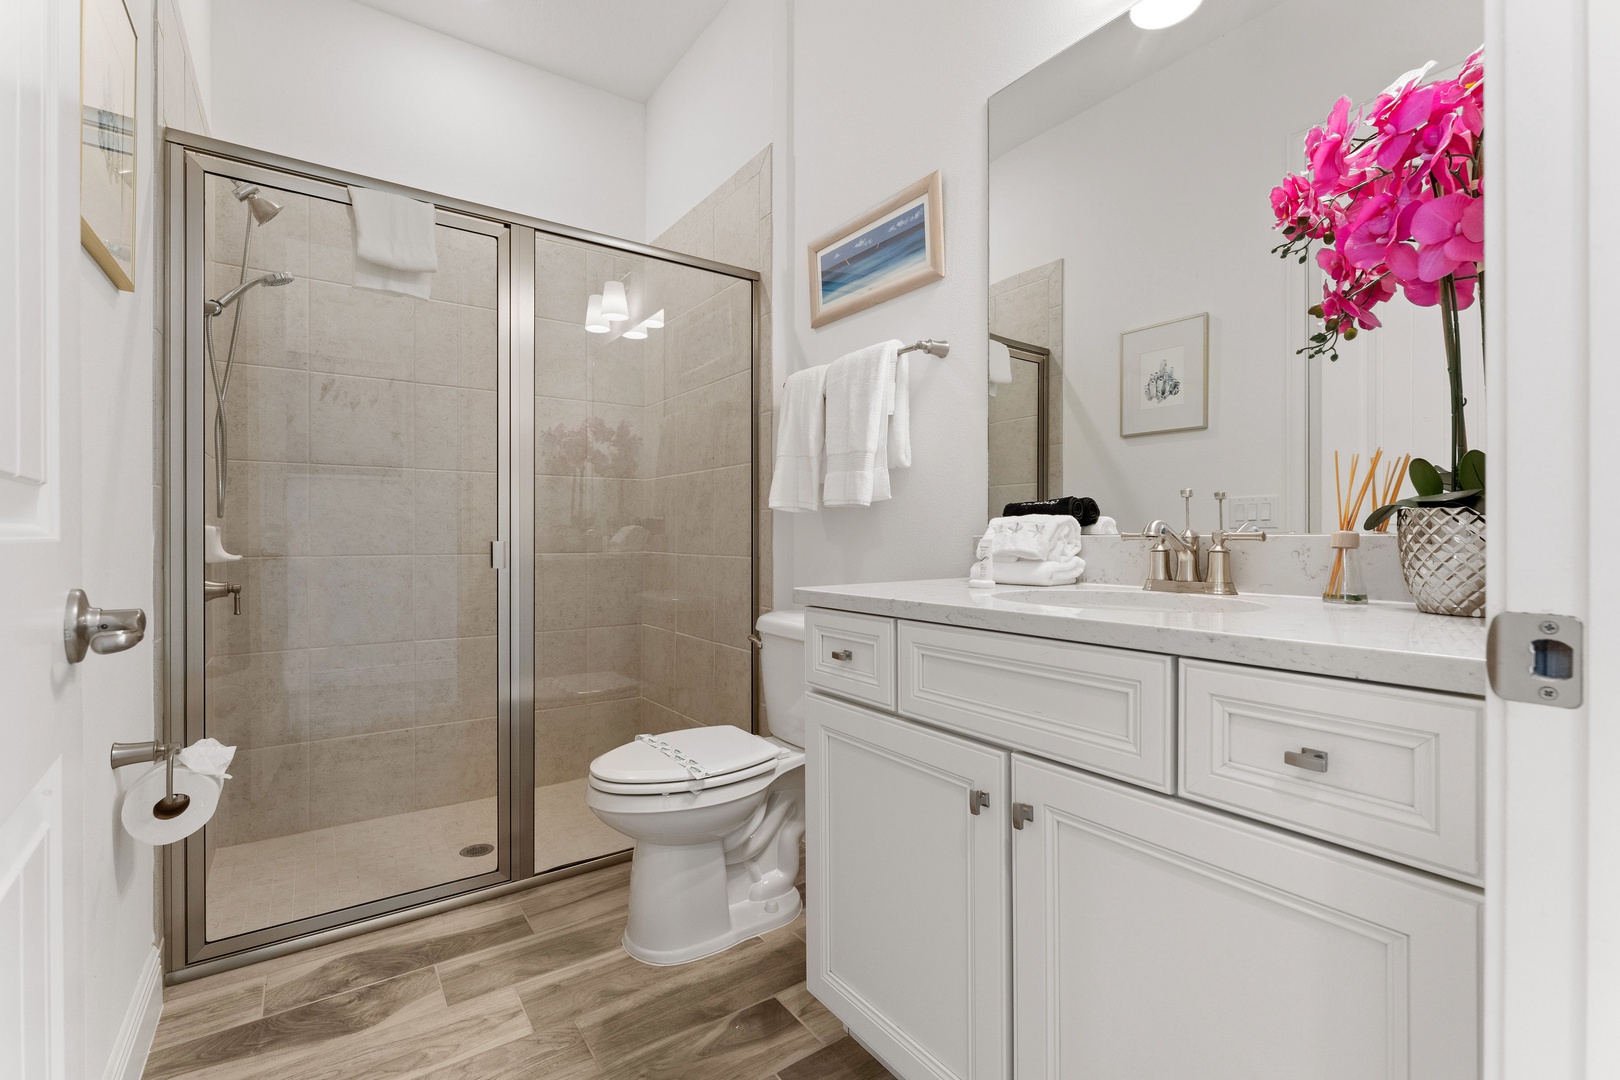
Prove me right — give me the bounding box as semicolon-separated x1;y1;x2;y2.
1076;533;1414;604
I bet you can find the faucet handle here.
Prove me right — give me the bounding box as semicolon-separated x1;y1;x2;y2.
1179;489;1195;535
1213;491;1227;534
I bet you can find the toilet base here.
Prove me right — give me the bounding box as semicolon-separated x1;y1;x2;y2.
622;883;802;966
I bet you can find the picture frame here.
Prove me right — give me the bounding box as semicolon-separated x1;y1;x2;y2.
1119;313;1208;438
80;0;138;292
807;171;944;328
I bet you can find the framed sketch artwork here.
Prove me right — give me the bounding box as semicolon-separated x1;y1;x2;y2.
1120;313;1208;437
808;172;945;328
81;0;139;291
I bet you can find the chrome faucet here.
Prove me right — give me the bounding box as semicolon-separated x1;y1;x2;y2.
1137;490;1266;595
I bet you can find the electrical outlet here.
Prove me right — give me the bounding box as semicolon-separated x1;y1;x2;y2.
1226;495;1282;530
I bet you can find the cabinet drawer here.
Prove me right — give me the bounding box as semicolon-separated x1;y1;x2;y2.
805;608;896;710
1180;659;1482;882
898;622;1175;792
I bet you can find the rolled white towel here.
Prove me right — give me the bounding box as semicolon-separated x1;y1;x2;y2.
1082;516;1120;536
990;554;1085;587
976;514;1081;563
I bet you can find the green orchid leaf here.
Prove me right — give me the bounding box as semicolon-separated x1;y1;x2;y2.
1363;488;1484;532
1408;457;1444;497
1458;449;1486;493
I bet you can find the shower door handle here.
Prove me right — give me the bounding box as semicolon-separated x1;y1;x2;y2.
64;590;147;663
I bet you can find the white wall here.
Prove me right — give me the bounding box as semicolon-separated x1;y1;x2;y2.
171;0;210;113
781;0;1131;591
644;0;781;242
209;0;648;239
989;0;1482;532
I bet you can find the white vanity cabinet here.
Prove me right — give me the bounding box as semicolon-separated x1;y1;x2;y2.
805;693;1012;1080
802;606;1485;1080
1012;755;1481;1080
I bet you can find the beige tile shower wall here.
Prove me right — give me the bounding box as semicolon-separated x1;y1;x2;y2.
648;145;773;738
204;179;501;846
990;259;1065;511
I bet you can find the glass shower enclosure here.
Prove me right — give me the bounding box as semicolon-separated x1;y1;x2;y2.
163;135;759;976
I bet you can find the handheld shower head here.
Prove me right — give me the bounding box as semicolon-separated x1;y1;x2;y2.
231;182;284;225
207;271;295;316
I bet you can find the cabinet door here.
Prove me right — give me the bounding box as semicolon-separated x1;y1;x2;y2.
1012;755;1480;1080
807;693;1011;1080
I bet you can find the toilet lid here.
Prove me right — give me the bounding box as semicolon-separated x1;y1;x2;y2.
589;726;782;788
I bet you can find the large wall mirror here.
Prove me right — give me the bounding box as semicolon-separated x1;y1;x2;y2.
988;0;1485;534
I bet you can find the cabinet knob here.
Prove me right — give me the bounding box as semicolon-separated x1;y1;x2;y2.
1012;803;1034;830
1283;747;1329;773
969;789;989;816
830;649;853;662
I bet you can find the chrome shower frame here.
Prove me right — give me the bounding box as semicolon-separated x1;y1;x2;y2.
160;131;762;982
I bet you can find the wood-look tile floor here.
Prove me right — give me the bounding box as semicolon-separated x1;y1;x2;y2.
145;863;894;1080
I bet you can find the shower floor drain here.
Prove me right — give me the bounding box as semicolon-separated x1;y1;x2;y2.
459;843;495;858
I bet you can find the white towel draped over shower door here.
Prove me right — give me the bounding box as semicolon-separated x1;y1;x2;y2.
347;185;439;299
822;339;908;507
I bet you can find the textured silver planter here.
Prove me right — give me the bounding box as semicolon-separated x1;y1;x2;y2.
1396;506;1486;617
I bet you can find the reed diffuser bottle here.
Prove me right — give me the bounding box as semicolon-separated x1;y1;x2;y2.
1324;449;1405;605
1324;531;1367;604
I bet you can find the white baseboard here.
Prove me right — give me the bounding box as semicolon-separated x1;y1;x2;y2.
103;945;164;1080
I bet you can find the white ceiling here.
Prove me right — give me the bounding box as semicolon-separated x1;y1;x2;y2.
349;0;732;102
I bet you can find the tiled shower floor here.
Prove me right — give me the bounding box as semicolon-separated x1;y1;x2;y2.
206;779;629;940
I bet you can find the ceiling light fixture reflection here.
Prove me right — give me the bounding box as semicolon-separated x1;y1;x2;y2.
601;280;629;322
1129;0;1202;29
622;322;649;340
641;308;665;329
585;294;610;333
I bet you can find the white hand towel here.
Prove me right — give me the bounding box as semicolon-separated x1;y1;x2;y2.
870;346;912;501
988;339;1013;398
975;514;1082;562
348;186;438;299
990;554;1086;587
1082;516;1120;536
824;340;905;507
768;365;830;512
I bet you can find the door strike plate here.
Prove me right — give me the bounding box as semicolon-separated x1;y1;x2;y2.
1487;612;1583;708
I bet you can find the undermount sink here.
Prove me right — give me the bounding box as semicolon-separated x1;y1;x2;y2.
998;586;1270;614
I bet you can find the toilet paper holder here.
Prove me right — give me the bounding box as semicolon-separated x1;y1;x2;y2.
110;741;192;820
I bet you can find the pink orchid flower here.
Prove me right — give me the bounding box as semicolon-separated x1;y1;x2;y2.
1411;192;1484;280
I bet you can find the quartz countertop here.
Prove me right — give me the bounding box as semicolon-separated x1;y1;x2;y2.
793;579;1486;696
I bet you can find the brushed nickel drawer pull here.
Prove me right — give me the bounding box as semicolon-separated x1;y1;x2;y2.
969;789;989;816
1012;803;1034;830
830;649;853;662
1283;747;1329;773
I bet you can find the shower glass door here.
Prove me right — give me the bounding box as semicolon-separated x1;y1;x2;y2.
168;135;759;973
186;155;511;952
530;237;757;873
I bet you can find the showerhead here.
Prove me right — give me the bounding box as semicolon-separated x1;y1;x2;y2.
207;271;295;316
231;182;284;225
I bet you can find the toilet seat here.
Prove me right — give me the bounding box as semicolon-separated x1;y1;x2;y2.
589;727;787;796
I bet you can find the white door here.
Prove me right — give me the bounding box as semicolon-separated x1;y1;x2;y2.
805;694;1010;1080
1;0;81;1077
1011;755;1481;1080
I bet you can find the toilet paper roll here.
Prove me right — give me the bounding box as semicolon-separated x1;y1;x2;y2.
120;763;221;845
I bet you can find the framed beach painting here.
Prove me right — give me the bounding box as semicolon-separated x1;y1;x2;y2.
1120;313;1208;438
81;0;139;291
808;172;945;328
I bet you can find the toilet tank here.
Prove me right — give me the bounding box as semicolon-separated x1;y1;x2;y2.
755;610;807;747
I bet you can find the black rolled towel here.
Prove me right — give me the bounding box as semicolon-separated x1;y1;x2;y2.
1002;496;1101;527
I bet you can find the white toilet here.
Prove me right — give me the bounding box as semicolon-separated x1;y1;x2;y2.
585;610;807;965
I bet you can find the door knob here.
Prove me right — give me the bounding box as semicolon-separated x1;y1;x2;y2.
64;590;146;663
